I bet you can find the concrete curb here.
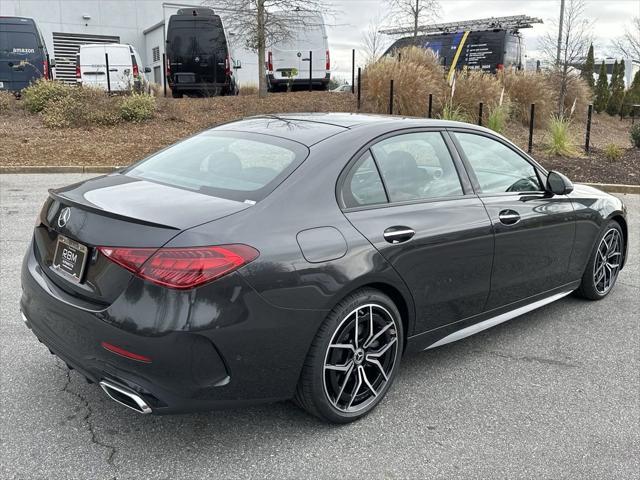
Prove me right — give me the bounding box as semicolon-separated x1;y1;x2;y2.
1;167;639;195
583;183;640;194
0;166;121;174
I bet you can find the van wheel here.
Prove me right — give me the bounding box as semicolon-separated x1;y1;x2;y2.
171;90;183;99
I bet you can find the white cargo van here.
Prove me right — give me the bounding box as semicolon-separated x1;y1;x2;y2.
266;12;330;91
76;44;150;93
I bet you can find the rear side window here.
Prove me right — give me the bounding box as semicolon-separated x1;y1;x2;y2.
342;152;387;208
371;132;463;202
453;132;542;193
125;132;307;203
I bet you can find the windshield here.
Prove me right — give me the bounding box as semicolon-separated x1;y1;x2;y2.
125;131;308;203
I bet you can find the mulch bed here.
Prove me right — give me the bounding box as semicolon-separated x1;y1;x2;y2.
539;148;639;185
1;92;638;184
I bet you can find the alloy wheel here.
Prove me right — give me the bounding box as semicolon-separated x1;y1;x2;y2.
323;304;399;413
593;228;622;295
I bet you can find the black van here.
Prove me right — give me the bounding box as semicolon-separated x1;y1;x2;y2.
0;16;51;93
385;29;524;74
166;8;238;98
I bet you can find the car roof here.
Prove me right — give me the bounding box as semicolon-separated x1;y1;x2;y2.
215;113;493;146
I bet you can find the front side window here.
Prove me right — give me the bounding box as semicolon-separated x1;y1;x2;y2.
453;132;542;193
125;131;306;203
370;132;463;202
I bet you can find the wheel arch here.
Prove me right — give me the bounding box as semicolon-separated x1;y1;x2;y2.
325;280;416;349
609;213;628;268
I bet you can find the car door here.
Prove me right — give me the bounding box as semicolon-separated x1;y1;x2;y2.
450;130;575;310
340;130;494;335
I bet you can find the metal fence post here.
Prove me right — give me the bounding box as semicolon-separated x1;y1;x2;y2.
46;53;51;80
585;104;593;152
428;93;433;118
389;80;394;115
357;67;361;111
105;52;111;93
351;49;355;94
528;103;535;154
163;53;167;97
478;102;484;126
308;50;313;92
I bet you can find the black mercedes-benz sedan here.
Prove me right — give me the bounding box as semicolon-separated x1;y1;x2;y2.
21;114;628;423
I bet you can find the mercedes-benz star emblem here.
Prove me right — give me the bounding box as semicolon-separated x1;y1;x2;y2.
57;207;71;228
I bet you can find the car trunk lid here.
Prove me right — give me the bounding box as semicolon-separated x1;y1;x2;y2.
34;174;250;305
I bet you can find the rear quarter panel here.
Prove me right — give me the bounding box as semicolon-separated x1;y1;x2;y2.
168;126;417;333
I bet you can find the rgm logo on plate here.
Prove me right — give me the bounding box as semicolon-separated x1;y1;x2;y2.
12;48;35;54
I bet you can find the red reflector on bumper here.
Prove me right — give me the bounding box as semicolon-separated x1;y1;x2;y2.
101;342;152;363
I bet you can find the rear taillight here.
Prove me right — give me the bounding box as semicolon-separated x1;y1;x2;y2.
166;57;171;76
497;63;504;71
225;56;231;76
98;244;259;290
325;50;330;71
267;51;273;71
75;63;81;79
43;60;49;79
133;63;139;77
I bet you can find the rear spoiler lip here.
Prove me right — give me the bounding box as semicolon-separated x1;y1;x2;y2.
47;189;181;231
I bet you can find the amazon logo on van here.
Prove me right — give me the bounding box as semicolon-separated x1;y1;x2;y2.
12;48;36;54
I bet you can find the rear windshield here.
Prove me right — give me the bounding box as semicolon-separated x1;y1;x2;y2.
167;17;227;57
124;131;308;203
0;30;39;58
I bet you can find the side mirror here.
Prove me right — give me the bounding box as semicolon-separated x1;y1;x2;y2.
234;59;242;69
49;58;56;67
144;66;152;73
546;171;574;195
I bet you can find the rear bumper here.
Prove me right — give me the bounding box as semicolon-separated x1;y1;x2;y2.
169;81;231;91
267;74;330;87
21;239;324;414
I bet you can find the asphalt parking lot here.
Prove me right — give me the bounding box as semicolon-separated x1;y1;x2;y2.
1;173;638;480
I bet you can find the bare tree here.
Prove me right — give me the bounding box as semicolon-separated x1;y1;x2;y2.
205;1;330;98
611;17;640;60
540;0;592;116
384;0;441;38
361;14;389;65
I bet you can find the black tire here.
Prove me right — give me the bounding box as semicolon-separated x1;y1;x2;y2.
171;90;183;99
295;288;404;423
576;220;624;300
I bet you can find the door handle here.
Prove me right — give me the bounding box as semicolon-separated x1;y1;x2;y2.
383;226;415;244
498;209;521;225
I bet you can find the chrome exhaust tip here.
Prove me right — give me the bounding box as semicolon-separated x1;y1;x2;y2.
99;380;152;414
